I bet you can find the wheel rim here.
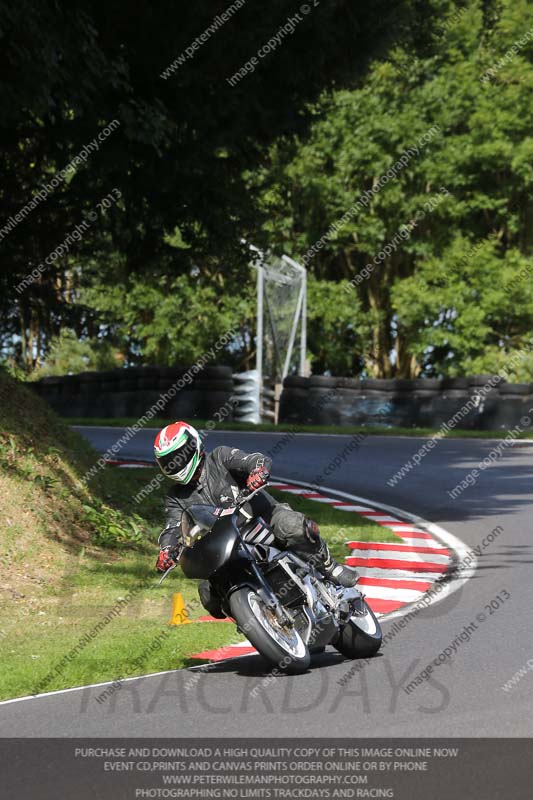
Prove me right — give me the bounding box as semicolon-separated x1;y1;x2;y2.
248;593;307;659
350;606;378;636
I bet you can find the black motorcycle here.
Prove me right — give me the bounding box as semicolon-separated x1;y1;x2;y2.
163;485;382;672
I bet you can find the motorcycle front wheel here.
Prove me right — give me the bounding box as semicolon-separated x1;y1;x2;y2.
333;599;382;659
229;587;310;673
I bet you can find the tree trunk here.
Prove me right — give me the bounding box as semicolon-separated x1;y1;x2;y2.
19;301;29;370
395;329;421;378
366;266;393;378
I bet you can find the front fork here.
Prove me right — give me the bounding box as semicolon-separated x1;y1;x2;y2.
249;560;291;625
212;555;290;626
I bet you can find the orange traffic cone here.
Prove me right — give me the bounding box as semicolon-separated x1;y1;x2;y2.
168;592;191;625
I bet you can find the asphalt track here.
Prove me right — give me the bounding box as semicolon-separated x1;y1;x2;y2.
2;426;533;737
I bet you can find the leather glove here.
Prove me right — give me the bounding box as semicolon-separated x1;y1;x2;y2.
156;547;178;573
246;464;270;492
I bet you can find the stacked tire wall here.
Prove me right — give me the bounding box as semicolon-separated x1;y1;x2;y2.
29;366;235;421
279;376;533;431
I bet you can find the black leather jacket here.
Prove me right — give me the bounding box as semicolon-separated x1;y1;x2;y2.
158;446;272;549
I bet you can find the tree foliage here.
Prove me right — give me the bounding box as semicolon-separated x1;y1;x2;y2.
0;0;436;371
3;0;532;379
250;0;533;377
80;270;256;369
29;329;121;379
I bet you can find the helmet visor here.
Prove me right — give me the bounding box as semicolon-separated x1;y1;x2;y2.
157;431;198;477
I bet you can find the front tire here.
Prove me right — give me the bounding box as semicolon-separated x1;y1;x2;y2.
334;599;382;659
229;587;310;673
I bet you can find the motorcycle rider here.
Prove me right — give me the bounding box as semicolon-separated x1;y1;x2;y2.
154;421;358;615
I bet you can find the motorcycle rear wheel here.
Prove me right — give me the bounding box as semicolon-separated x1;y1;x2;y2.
333;600;382;659
229;588;310;673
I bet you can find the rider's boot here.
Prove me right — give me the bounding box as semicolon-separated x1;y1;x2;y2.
316;540;359;588
300;520;359;588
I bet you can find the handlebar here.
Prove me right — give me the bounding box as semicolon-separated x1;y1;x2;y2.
157;484;269;584
235;482;269;507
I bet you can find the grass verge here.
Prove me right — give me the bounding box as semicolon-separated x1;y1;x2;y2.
0;457;391;700
65;417;533;440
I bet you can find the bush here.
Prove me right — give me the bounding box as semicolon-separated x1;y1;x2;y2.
82;502;145;548
30;329;121;379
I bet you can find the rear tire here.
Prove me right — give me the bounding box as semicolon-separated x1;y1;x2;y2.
333;600;382;659
229;588;310;673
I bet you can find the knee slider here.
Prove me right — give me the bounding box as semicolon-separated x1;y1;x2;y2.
304;518;320;544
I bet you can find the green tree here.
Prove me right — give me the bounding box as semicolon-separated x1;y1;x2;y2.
30;329;121;378
80;271;256;369
250;0;533;377
1;0;439;371
307;279;366;375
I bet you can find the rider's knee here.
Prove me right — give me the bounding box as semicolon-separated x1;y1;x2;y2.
303;517;320;545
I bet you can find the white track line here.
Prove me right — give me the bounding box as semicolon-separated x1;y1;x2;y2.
346;548;450;565
356;567;444;582
395;537;446;549
332;504;375;512
361;585;425;603
348;538;448;552
0;668;189;707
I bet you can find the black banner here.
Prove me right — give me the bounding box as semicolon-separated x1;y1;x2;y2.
1;738;531;799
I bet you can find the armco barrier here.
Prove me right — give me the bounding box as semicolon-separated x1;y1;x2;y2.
29;366;235;421
232;370;261;424
279;376;533;431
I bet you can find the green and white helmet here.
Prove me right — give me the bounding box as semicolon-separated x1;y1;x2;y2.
154;421;204;483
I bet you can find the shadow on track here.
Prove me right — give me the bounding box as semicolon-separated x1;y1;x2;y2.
185;648;374;678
